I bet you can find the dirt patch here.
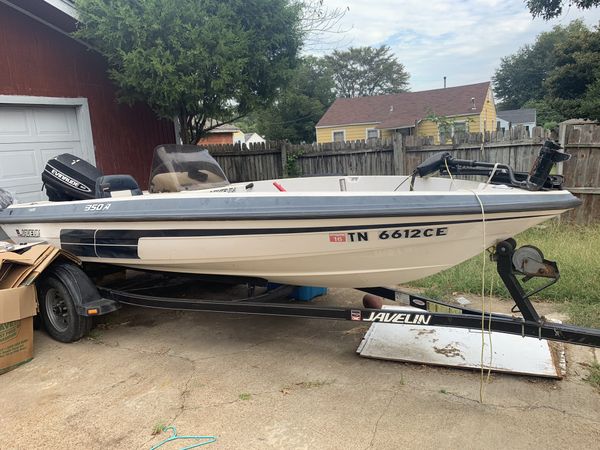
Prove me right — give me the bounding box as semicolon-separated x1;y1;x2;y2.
433;342;466;360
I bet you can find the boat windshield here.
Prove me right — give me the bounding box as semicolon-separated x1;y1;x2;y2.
149;145;230;193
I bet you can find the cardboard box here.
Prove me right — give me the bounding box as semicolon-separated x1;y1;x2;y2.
0;244;79;374
0;286;37;374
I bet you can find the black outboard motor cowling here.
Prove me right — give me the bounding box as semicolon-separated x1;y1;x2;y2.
42;153;103;201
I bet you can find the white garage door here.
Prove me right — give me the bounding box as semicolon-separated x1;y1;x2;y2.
0;105;95;203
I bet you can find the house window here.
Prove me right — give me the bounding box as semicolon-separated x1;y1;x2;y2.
452;122;467;135
438;124;452;144
366;128;379;140
332;130;345;142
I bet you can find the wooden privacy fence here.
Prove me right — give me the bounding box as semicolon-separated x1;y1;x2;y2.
206;140;283;182
203;124;600;224
208;138;399;181
402;126;554;174
560;123;600;224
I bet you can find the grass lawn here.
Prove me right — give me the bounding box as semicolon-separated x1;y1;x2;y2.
408;221;600;328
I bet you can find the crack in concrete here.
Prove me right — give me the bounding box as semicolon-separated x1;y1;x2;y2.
84;337;201;433
84;333;600;434
437;390;600;424
170;370;195;424
187;398;240;410
90;336;273;365
88;338;199;366
183;383;339;412
184;340;274;362
364;386;400;449
141;357;198;447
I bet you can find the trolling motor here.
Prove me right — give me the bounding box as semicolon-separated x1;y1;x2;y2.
526;140;571;189
413;140;571;191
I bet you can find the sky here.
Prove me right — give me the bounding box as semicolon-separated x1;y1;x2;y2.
308;0;600;91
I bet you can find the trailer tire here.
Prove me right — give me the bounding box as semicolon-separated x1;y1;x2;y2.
37;268;93;343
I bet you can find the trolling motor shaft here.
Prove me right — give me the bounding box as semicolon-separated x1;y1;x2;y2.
413;140;570;191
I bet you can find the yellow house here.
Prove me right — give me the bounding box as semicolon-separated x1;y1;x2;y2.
315;82;496;144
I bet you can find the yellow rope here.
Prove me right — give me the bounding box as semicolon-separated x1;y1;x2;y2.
448;163;493;402
444;157;455;190
486;267;495;384
469;190;493;403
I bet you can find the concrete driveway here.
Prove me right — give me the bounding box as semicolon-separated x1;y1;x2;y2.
1;288;599;449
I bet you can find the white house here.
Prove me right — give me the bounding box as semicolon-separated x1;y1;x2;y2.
497;109;537;136
233;132;266;145
243;133;266;145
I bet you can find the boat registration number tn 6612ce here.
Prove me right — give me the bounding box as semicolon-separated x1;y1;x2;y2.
329;227;448;243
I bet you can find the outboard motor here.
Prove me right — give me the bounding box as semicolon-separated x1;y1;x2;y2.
0;187;13;211
41;154;103;201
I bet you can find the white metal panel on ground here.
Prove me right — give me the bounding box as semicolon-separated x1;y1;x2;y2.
0;105;88;203
357;306;564;378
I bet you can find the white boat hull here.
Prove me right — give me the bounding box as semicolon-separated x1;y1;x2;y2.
3;209;562;287
1;175;580;287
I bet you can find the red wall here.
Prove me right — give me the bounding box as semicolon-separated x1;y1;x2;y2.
0;4;174;188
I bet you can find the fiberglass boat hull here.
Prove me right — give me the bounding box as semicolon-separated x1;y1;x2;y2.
0;177;579;287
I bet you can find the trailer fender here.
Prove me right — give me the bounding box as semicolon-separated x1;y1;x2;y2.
40;261;120;316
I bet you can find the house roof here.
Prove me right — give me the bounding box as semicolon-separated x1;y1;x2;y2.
207;123;241;133
4;0;78;32
42;0;78;19
316;82;491;129
497;108;536;124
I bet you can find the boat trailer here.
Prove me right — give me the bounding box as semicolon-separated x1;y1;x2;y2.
37;239;600;348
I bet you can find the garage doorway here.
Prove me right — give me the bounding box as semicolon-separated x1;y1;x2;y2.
0;97;95;203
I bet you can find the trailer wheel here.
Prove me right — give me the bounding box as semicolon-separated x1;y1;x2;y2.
37;271;93;343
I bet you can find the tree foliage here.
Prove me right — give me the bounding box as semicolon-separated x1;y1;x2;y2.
493;22;576;110
493;20;600;124
253;56;335;143
522;99;564;129
74;0;302;144
324;45;409;98
527;0;600;19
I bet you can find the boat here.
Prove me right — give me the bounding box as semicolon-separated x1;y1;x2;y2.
0;142;580;288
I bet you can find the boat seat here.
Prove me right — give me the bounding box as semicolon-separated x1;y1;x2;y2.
95;175;142;198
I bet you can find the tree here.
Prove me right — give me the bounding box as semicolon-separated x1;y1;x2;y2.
580;78;600;119
522;99;565;129
493;21;579;110
493;20;600;123
74;0;302;144
324;46;409;98
542;22;600;121
527;0;600;19
297;0;349;51
425;111;474;143
253;56;335;143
